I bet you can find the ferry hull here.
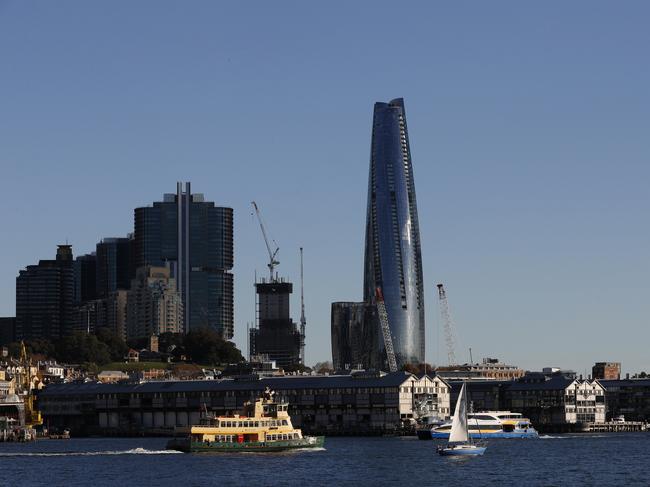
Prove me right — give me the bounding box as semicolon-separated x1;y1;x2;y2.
431;430;538;439
166;435;325;453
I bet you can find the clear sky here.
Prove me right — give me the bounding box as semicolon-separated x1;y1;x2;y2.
1;1;648;375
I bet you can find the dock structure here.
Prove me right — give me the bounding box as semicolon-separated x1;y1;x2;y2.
586;421;647;433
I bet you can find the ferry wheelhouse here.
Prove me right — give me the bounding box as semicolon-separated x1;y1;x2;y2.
166;388;324;453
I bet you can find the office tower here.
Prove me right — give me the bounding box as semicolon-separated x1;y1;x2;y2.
73;253;97;304
126;266;183;339
249;279;301;368
330;302;378;371
364;98;425;367
95;237;132;298
16;245;75;341
133;182;234;338
0;317;16;346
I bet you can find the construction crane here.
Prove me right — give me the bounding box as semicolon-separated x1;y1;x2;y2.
251;201;280;281
299;247;306;366
437;283;458;366
375;288;398;373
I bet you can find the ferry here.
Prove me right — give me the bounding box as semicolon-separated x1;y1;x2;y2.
431;411;538;439
166;387;325;453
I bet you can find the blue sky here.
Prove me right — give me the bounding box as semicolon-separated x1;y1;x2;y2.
1;1;648;374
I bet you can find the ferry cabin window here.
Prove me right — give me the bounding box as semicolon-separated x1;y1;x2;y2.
282;420;288;425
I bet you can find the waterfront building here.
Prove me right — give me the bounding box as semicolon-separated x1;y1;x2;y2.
133;182;234;338
592;362;621;381
38;371;425;436
15;245;75;341
126;266;183;339
73;253;97;304
95;237;132;299
600;378;650;421
330;302;377;371
249;278;301;368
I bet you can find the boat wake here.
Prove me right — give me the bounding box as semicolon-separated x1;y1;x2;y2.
0;447;181;457
539;435;567;439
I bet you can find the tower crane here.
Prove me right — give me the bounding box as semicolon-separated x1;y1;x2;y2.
251;201;279;281
375;288;398;373
437;283;458;366
299;247;306;365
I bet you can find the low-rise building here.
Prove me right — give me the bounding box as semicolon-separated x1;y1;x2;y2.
97;371;130;383
600;378;650;421
592;362;621;381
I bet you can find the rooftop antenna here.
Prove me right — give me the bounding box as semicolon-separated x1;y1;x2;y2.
251;201;280;281
299;247;306;365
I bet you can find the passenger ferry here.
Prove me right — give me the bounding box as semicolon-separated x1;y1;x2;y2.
431;411;538;439
166;388;325;453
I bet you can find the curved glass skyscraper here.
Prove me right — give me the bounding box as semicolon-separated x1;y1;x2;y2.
363;98;425;367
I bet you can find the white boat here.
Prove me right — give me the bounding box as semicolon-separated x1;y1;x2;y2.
437;383;486;456
431;411;538;439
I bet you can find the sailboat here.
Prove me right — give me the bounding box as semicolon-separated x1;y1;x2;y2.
437;382;486;456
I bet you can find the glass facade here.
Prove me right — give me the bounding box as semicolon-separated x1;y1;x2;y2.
133;183;234;338
330;302;378;371
16;245;75;340
363;98;425;367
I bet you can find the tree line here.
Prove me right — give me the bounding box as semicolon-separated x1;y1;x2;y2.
8;327;244;368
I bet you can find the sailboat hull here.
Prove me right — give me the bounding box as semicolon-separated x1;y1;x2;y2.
437;445;486;456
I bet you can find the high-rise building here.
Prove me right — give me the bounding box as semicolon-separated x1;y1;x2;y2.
133;182;234;338
249;278;301;368
0;317;16;346
73;253;97;304
96;237;132;298
126;266;183;339
330;302;377;371
331;98;425;371
363;98;425;367
16;245;75;341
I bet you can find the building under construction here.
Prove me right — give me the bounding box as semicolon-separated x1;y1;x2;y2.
249;278;302;368
248;202;304;368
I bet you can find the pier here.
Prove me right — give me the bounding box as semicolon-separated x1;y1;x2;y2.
585;421;647;433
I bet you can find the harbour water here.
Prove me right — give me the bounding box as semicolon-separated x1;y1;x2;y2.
1;434;648;486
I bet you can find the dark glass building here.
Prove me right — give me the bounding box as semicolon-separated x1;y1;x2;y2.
16;245;75;341
330;302;377;371
363;98;425;367
73;253;97;304
96;237;132;298
133;183;234;338
249;279;301;368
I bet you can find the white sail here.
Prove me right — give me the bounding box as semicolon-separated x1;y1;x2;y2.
449;382;469;443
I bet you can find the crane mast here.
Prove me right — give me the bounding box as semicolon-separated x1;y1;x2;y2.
251;201;280;281
437;283;458;366
375;288;398;373
299;247;306;365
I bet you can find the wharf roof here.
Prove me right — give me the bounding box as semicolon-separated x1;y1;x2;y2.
38;372;413;397
598;379;650;389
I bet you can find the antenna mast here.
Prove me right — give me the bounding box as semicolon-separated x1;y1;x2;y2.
299;247;306;365
251;201;279;281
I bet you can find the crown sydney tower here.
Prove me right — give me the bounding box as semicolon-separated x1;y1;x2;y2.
363;98;425;366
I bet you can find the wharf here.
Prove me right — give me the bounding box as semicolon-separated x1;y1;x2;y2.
585;421;647;433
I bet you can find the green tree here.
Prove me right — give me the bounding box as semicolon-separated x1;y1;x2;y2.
95;328;129;362
184;328;244;365
56;332;111;365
